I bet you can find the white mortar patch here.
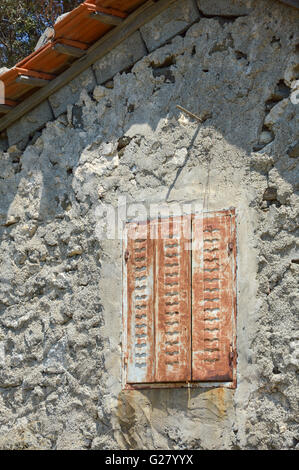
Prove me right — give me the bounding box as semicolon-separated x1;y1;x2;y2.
0;342;5;365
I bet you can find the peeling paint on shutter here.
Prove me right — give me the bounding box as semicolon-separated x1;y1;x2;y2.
125;221;155;384
124;210;236;388
155;216;191;383
192;210;236;382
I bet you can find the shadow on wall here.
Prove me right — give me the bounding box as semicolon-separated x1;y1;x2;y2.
0;119;83;230
0;0;298;238
0;63;297;236
0;31;297;314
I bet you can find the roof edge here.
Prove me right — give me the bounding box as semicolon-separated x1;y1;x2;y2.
0;0;177;134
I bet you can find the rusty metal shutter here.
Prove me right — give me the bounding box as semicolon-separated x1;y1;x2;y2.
192;210;236;382
124;221;155;384
124;210;236;387
155;216;192;383
124;216;191;385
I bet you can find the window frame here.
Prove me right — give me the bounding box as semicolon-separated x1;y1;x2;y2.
122;209;237;390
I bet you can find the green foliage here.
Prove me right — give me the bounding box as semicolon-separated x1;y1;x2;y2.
0;0;81;68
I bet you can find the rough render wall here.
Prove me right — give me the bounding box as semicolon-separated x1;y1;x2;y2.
0;0;298;449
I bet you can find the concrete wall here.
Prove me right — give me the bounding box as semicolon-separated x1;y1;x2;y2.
0;0;298;449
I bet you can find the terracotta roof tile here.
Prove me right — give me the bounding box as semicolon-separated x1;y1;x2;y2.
0;0;146;116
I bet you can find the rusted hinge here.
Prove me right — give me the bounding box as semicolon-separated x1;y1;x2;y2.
124;249;129;263
229;346;234;367
228;241;234;255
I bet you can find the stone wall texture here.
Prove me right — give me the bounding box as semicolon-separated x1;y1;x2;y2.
0;0;298;450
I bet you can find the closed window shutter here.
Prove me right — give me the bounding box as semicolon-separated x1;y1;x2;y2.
124;211;236;387
155;216;191;383
125;221;155;384
192;210;236;382
124;217;191;384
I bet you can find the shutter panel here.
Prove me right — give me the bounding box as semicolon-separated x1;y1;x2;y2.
155;216;191;383
125;221;155;384
192;210;236;382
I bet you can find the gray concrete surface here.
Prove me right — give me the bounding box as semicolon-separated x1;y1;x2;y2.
0;0;298;450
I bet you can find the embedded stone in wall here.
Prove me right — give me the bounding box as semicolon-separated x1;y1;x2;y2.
49;67;96;118
139;0;200;52
6;100;53;146
288;141;299;158
196;0;250;16
92;31;147;85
